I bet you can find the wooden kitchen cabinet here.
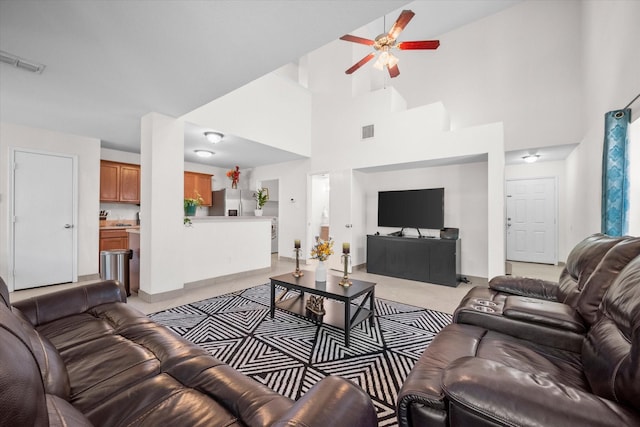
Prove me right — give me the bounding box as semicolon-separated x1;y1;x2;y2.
100;161;140;204
99;229;129;252
184;171;213;206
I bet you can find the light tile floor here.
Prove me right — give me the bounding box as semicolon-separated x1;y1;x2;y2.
10;256;565;315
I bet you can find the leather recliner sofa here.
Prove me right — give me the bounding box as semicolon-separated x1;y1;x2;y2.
454;234;640;352
397;235;640;427
0;278;376;427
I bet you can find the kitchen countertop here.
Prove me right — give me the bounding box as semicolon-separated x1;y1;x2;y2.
100;222;140;230
187;216;274;222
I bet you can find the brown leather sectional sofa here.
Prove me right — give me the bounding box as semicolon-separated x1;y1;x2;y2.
0;278;376;426
398;233;640;426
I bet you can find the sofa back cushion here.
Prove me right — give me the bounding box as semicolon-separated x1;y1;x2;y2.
13;307;71;398
557;234;624;306
576;237;640;326
582;254;640;408
0;304;49;426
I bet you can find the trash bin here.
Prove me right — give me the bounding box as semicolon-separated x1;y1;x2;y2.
100;249;133;297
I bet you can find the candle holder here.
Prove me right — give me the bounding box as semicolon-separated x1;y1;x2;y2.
339;253;352;287
292;248;304;278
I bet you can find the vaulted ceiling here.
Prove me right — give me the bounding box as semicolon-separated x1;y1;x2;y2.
0;0;521;166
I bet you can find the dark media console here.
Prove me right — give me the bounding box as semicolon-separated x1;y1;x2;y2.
366;234;461;287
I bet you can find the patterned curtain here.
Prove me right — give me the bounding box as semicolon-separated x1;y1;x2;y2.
601;108;631;236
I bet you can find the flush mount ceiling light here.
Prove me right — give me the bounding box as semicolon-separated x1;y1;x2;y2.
204;131;224;144
195;150;215;158
0;50;46;74
522;154;540;163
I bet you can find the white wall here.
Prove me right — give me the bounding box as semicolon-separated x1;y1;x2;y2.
306;69;505;277
505;160;570;260
391;0;583;152
252;159;311;258
181;73;312;157
0;122;101;279
565;0;640;247
363;162;488;278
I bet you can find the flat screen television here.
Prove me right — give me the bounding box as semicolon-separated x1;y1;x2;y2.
378;188;444;230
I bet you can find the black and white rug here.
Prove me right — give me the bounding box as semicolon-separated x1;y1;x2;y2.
149;283;452;426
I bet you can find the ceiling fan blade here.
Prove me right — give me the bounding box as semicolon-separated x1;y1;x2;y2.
397;40;440;50
345;53;376;74
388;10;415;40
340;34;375;46
388;64;400;78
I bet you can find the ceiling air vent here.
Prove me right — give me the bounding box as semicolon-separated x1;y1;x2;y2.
361;124;374;140
0;50;46;74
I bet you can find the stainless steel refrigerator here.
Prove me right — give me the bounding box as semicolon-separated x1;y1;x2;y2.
208;189;256;216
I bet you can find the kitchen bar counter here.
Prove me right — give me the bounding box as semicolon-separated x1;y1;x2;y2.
183;215;272;286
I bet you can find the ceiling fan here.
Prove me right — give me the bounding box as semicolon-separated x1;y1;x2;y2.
340;9;440;78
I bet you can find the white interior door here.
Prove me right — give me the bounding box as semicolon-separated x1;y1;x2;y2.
329;170;352;271
12;150;76;290
506;177;557;264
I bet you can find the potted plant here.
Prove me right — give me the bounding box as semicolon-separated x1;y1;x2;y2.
254;188;269;216
184;192;204;216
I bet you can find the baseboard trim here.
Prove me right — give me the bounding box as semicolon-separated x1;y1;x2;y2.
184;267;271;290
78;273;100;282
138;288;184;303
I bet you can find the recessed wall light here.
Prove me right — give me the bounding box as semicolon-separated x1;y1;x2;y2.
204;131;223;144
195;150;214;158
522;154;540;163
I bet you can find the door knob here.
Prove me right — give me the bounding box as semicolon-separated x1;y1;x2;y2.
64;224;73;229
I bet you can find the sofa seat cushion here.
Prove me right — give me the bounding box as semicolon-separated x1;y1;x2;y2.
61;333;162;412
397;323;588;426
454;287;586;352
84;373;246;427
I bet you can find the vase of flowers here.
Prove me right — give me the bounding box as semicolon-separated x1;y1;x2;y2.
226;166;240;189
310;237;334;282
254;188;269;216
184;192;203;216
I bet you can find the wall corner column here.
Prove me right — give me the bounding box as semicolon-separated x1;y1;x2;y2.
139;113;184;299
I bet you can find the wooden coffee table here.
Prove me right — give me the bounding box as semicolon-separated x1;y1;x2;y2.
270;272;376;346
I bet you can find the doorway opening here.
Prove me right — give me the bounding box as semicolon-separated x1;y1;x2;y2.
309;174;331;257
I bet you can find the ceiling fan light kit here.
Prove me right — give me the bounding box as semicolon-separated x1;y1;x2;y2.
204;131;224;144
0;50;46;74
340;10;439;78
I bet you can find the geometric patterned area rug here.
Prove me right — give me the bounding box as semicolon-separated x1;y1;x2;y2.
149;283;452;426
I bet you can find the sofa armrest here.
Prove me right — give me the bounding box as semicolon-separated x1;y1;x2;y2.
441;357;640;427
489;275;558;300
12;280;126;326
503;296;586;333
272;376;377;427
